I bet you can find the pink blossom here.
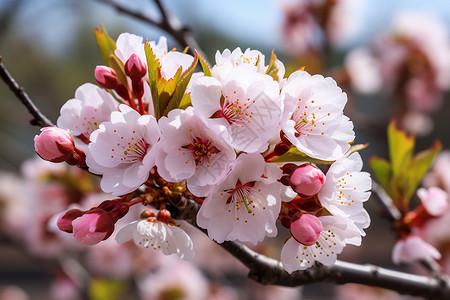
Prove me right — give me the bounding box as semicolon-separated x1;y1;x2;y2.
86;104;160;195
57;83;118;142
72;209;115;245
34;127;76;163
281;70;354;160
290;213;323;246
289;164;326;196
344;47;382;94
212;47;285;82
392;235;441;265
417;187;448;217
138;259;209;300
191;64;282;153
318;152;372;219
197;153;282;245
114;33;147;68
156;107;236;196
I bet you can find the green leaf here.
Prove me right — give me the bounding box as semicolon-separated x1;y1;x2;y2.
163;54;198;116
157;67;182;117
398;140;442;201
144;41;162;119
369;156;393;198
388;120;415;178
179;93;192;109
108;53;128;87
95;25;116;66
347;143;369;156
89;278;127;300
196;50;211;76
265;50;281;81
267;145;334;165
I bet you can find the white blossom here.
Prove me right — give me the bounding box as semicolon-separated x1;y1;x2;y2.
116;219;195;260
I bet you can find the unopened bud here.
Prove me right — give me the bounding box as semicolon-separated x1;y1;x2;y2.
290;213;323;246
34;127;75;163
290;164;326;196
140;209;156;219
95;66;120;89
56;209;83;233
157;208;175;224
125;54;147;82
72;208;114;245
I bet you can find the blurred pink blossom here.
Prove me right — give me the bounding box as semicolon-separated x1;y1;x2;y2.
392;234;441;265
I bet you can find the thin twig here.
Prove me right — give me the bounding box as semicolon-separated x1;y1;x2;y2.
371;180;443;274
92;0;208;60
0;56;54;127
174;198;450;299
371;180;401;221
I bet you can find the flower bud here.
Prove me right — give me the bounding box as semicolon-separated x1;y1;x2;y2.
290;164;326;196
95;66;120;89
157;209;175;224
72;209;115;245
125;54;147;82
56;209;83;233
34;127;75;163
290;213;323;246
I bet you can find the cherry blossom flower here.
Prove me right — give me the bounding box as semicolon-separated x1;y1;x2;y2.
57;83;118;143
212;47;285;82
197;153;282;245
318;152;372;218
115;33;194;81
191;64;282;153
417;187;448;217
280;215;360;273
344;47;382;94
156;107;236;196
114;33;148;68
138;259;209;300
281;70;354;161
86;104;160;195
116;219;195;260
392;234;441;265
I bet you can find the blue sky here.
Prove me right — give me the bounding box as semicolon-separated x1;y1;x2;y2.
3;0;450;56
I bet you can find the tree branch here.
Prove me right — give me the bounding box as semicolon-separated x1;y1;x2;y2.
174;198;450;299
92;0;208;60
0;56;54;127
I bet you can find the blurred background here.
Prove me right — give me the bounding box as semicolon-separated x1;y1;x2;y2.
1;0;450;299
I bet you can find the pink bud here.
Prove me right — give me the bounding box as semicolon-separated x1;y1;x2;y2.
418;187;448;217
34;127;75;163
290;164;326;196
157;208;175;224
72;209;114;245
95;66;120;89
57;209;83;233
124;54;147;82
290;213;323;246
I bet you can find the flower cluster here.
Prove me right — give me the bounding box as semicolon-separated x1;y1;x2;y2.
345;12;450;135
33;30;371;272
